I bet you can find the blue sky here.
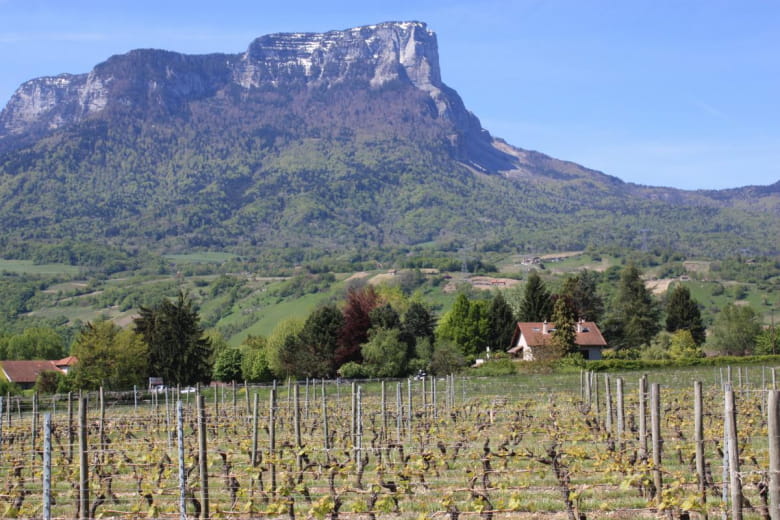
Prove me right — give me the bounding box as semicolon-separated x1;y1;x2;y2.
1;0;778;190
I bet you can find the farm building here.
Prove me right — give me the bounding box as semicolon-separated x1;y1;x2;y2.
0;357;77;389
508;320;607;361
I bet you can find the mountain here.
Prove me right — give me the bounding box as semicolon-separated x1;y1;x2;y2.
0;21;778;258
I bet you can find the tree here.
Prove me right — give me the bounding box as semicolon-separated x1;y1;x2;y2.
369;303;401;330
559;270;604;322
402;302;435;347
337;286;381;366
755;326;780;356
294;304;345;378
487;292;516;351
517;271;552;322
602;264;661;350
3;327;66;360
35;371;63;394
665;285;706;345
429;340;467;375
266;318;304;378
668;330;702;359
550;297;576;357
361;328;409;378
213;347;243;383
240;336;273;382
69;321;148;390
437;294;489;358
134;291;212;386
708;303;761;356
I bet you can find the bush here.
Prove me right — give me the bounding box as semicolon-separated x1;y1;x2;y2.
337;362;367;379
470;359;516;376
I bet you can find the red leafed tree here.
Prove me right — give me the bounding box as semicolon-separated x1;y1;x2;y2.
336;285;381;367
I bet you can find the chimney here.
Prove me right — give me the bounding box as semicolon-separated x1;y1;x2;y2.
577;320;583;333
543;321;548;334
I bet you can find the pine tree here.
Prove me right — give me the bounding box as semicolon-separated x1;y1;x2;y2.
602;264;661;350
135;290;212;386
665;284;706;345
559;270;604;322
487;292;517;350
518;271;552;322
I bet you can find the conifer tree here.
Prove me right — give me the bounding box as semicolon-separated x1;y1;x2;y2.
518;271;552;322
487;292;517;350
602;264;661;350
665;284;706;345
135;290;212;386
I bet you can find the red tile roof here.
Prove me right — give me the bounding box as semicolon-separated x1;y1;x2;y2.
55;356;78;367
1;360;64;384
508;321;607;354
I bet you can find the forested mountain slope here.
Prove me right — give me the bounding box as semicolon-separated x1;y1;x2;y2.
0;22;777;257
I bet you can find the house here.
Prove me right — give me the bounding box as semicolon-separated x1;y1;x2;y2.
507;320;607;361
1;357;78;389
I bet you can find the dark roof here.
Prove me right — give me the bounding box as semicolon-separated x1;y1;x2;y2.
1;360;63;384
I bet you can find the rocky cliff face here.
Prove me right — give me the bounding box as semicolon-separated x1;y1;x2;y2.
0;21;483;150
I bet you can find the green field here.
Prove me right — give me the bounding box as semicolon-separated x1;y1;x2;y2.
0;258;80;275
163;251;239;264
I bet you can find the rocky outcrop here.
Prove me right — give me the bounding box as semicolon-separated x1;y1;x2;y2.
0;22;483;142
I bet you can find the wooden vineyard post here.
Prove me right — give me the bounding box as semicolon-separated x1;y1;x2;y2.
356;385;364;488
651;382;662;503
197;393;209;520
584;370;591;405
244;381;250;420
421;377;427;418
177;400;186;520
99;387;106;454
380;381;387;447
304;378;310;421
43;412;51;520
693;381;706;513
269;386;277;495
294;383;302;472
604;374;613;434
351;382;357;460
773;368;778;390
165;387;172;450
724;384;742;520
768;390;780;520
232;381;237;417
616;377;624;446
407;378;413;438
396;382;403;443
79;395;89;520
432;375;437;420
251;393;259;466
32;391;38;460
638;375;648;461
322;379;330;455
68;392;74;463
0;396;3;447
594;371;600;417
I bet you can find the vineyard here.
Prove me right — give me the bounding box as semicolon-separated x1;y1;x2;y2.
2;366;780;519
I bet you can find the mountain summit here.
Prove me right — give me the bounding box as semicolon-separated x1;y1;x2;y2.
0;21;506;171
0;22;777;256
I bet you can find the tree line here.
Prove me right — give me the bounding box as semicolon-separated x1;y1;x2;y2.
0;263;777;394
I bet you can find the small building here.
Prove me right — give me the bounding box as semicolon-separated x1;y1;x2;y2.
1;359;75;390
508;320;607;361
